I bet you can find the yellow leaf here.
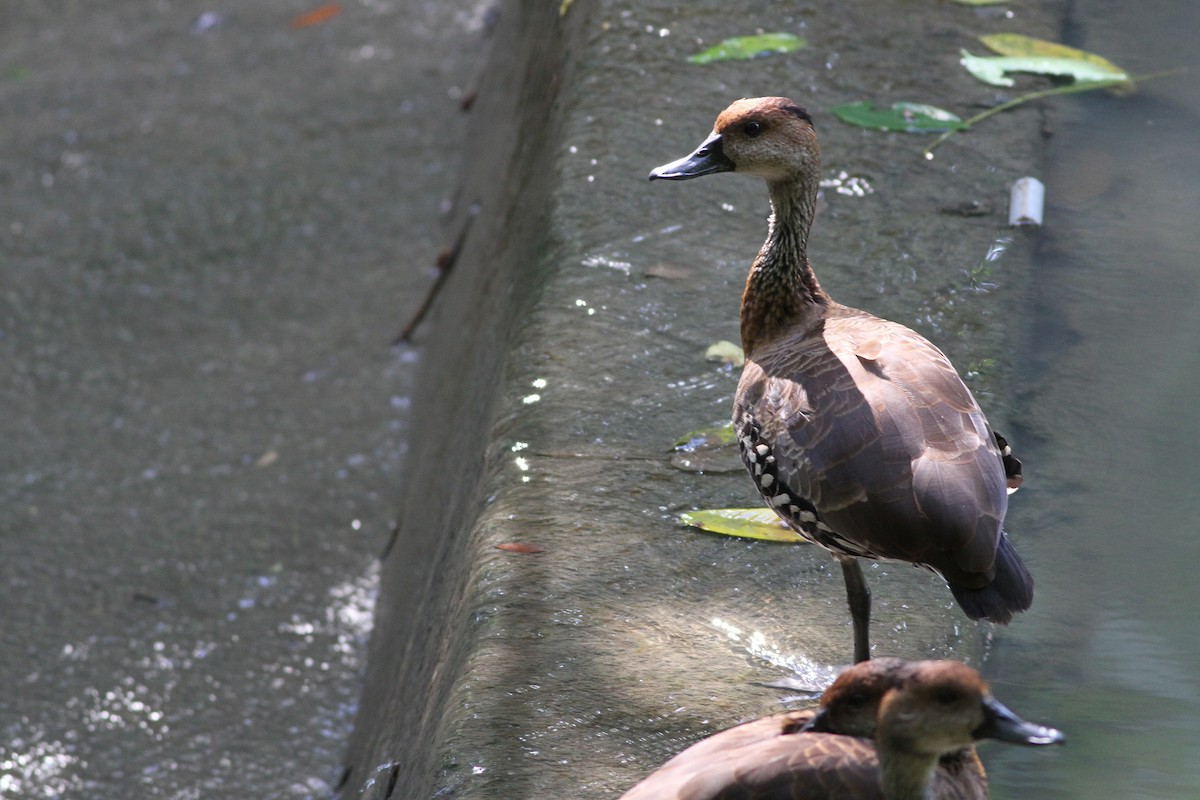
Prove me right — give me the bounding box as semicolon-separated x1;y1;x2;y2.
680;508;808;543
705;340;745;366
979;33;1135;94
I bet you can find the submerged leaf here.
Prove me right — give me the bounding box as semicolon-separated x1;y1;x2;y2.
960;49;1127;88
680;508;807;543
673;422;736;451
705;340;745;366
979;33;1134;93
671;422;739;472
831;101;967;133
688;33;806;64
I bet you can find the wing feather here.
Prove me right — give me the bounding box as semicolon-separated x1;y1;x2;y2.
735;304;1011;590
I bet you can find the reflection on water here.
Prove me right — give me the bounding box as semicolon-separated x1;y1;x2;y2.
984;1;1200;797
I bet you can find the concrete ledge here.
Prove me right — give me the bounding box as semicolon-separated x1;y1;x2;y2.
341;2;593;796
345;0;1066;796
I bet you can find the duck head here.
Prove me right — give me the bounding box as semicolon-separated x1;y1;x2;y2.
874;660;1065;756
649;96;819;184
803;659;1064;749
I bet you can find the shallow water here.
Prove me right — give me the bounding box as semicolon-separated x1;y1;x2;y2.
982;1;1200;797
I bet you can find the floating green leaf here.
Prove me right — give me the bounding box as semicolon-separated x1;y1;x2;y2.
680;508;807;543
831;101;967;133
960;49;1127;88
979;33;1134;93
671;422;739;473
925;62;1175;157
688;33;806;64
673;422;736;450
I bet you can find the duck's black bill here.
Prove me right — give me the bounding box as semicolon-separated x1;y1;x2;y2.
648;132;734;181
974;696;1065;746
798;708;831;734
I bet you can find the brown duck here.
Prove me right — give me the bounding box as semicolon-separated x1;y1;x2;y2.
617;658;1064;799
650;98;1033;663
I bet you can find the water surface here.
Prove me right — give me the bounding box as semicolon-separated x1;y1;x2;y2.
984;1;1200;797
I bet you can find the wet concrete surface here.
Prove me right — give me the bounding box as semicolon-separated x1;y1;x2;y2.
344;0;1073;798
0;2;481;796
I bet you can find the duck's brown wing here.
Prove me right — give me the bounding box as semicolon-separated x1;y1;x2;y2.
618;712;811;800
620;730;884;800
735;309;1031;622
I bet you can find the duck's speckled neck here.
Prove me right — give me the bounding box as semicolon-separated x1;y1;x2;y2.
740;173;829;356
877;746;945;800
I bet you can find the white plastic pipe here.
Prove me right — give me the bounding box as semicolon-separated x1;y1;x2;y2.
1009;177;1045;226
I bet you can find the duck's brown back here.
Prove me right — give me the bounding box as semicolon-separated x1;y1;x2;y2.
617;711;813;799
619;728;986;800
733;303;1031;620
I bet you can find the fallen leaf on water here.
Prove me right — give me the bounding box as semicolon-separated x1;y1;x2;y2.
680;508;807;543
705;340;744;366
673;422;736;451
831;101;967;133
688;33;806;64
495;542;545;554
979;34;1126;75
959;49;1127;88
671;422;739;472
926;43;1157;157
978;33;1134;94
290;3;341;30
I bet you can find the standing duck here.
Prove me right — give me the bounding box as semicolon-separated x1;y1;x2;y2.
649;98;1033;663
617;658;1064;799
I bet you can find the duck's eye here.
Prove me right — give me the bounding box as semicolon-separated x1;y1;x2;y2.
743;120;764;138
843;691;868;708
934;688;962;706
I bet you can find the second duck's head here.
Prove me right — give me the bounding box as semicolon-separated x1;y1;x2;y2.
649;96;819;184
805;659;1065;753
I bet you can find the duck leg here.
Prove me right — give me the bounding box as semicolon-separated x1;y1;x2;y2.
837;556;871;663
